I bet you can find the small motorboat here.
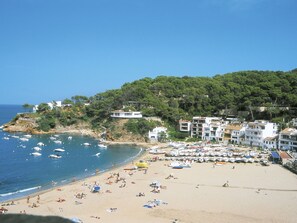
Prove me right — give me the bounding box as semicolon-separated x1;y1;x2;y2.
31;152;42;156
20;138;29;142
98;144;107;148
33;147;42;151
49;154;62;159
54;140;62;144
24;134;32;138
37;142;45;146
83;142;91;146
54;148;65;152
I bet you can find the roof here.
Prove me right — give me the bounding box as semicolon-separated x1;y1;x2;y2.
271;151;280;159
179;120;191;123
279;151;292;159
280;128;297;135
264;135;278;141
225;124;242;131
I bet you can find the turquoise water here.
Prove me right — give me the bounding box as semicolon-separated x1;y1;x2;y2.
0;105;142;202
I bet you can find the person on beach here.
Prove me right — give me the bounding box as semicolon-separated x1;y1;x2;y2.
27;196;30;204
37;195;40;203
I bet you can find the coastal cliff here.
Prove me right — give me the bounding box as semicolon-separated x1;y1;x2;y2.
3;114;147;143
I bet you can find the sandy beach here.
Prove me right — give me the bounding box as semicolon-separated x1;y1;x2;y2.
2;150;297;223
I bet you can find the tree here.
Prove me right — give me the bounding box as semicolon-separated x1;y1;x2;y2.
158;131;167;143
37;103;51;113
62;98;73;105
22;103;34;113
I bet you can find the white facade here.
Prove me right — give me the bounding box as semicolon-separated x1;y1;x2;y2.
179;120;191;132
224;124;246;144
279;128;297;151
33;101;62;112
244;120;278;147
191;117;226;141
203;123;225;142
110;110;142;119
148;127;168;141
263;135;278;150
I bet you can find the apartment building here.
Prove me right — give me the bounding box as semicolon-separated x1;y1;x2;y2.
279;128;297;151
244;120;278;147
191;117;226;141
178;120;191;132
224;123;246;144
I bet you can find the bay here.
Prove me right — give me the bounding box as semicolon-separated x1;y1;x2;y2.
0;105;142;202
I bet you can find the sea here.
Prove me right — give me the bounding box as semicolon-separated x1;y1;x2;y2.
0;105;143;202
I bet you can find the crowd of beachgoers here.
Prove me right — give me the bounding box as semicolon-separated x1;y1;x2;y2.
1;141;297;223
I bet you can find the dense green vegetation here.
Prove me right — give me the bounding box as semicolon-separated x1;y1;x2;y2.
124;119;160;135
31;69;297;133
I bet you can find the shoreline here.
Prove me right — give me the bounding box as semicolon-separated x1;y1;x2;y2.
0;144;150;204
2;154;297;223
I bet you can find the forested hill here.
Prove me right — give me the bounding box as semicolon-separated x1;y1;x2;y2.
13;69;297;134
86;69;297;124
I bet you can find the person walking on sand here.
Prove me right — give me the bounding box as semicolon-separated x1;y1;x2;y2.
27;196;30;204
37;195;40;203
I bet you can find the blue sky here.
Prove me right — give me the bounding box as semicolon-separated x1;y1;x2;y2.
0;0;296;105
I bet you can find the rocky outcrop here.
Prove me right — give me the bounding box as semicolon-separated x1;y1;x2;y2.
3;116;38;134
3;115;147;143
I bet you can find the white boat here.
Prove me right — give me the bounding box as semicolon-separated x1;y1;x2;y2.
229;158;235;163
247;158;254;163
37;142;45;146
93;152;101;157
98;144;107;148
20;138;29;142
31;152;42;156
198;157;204;163
54;148;65;152
170;161;183;169
68;136;72;140
24;134;32;138
83;143;91;146
33;147;42;151
49;154;61;159
50;136;56;140
3;137;9;140
149;148;165;154
11;135;20;139
54;140;62;144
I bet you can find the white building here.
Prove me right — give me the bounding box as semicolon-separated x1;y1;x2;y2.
110;110;142;119
263;135;278;150
191;117;226;141
244;120;278;147
33;101;62;112
148;127;168;142
279;128;297;151
224;124;246;144
179;120;191;132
